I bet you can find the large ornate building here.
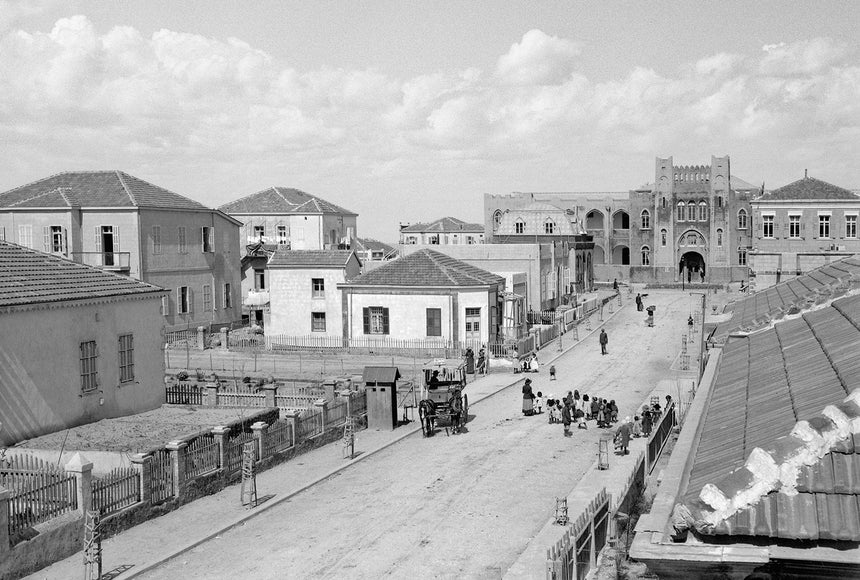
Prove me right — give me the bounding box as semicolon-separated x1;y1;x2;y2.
485;155;759;284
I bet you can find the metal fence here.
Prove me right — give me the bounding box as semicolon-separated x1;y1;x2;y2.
264;419;294;456
183;434;220;479
546;488;611;580
92;467;141;516
296;408;324;440
224;431;256;475
646;402;676;474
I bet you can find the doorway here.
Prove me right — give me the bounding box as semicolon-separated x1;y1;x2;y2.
679;251;705;283
101;226;115;266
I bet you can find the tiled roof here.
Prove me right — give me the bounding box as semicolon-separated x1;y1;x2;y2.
400;217;484;234
218;187;356;216
763;176;859;200
0;241;163;308
267;248;357;268
352;238;397;256
342;249;503;288
684;292;860;542
0;171;210;210
716;256;860;338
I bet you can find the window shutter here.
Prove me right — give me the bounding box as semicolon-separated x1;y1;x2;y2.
362;308;370;334
176;288;181;312
187;287;193;313
115;226;120;251
43;226;50;252
162;295;169;315
201;227;206;252
95;227;102;252
382;308;390;335
62;227;68;254
208;228;214;252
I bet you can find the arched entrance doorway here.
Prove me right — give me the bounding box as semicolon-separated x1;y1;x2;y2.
612;245;630;265
679;251;705;283
593;245;605;265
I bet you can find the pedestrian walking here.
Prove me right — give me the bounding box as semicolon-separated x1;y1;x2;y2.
590;396;599;421
522;378;535;416
632;415;643;437
597;399;607;428
615;418;632;455
642;406;653;436
635;293;643;311
599;329;608;355
562;399;573;437
549;364;556;380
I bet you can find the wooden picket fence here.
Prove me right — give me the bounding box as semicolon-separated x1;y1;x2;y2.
148;449;173;505
92;467;140;516
296;408;324;440
224;431;256;475
183;434;220;479
165;382;203;405
1;455;78;537
264;419;294;456
546;489;610;580
217;391;266;407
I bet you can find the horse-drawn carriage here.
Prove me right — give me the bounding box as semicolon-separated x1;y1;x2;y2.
418;359;469;436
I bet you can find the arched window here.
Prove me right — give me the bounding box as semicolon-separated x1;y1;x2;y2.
738;246;747;265
698;201;708;221
662;197;667;208
514;218;525;234
544;219;555;234
677;201;686;222
641;245;651;266
640;209;650;230
717;228;723;247
660;228;667;247
492;210;503;231
717;196;723;208
737;208;748;229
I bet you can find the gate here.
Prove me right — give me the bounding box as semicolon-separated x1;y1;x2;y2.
148;449;173;504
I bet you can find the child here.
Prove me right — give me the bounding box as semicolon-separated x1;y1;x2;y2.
632;415;643;438
549;398;562;424
549;365;556;380
575;408;587;429
534;391;544;414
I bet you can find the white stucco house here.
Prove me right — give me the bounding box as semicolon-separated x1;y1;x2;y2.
338;249;505;345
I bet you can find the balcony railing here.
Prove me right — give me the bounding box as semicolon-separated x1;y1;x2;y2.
70;252;131;271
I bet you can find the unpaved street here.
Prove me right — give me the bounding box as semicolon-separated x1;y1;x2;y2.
142;291;698;579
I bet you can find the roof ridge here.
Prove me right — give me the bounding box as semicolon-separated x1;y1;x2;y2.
271;186;300;206
7;187;70;208
115;170;139;206
56;187;73;206
425;249;460;286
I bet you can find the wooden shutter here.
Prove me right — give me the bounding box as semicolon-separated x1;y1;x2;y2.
115;226;120;251
162;295;169;315
362;308;370;334
43;226;50;252
176;288;181;313
95;226;102;252
382;308;390;335
62;227;68;254
187;287;193;313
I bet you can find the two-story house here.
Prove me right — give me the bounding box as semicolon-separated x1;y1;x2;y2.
0;240;166;445
0;171;242;331
218;186;358;254
399;217;485;245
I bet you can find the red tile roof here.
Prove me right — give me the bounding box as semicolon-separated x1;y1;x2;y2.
342;249;503;288
0;171;210;211
685;292;860;542
218;187;355;216
0;241;164;308
267;248;358;268
399;216;484;234
762;176;859;200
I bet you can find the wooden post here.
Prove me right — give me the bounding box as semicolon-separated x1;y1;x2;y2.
65;452;93;515
165;440;187;498
130;453;152;504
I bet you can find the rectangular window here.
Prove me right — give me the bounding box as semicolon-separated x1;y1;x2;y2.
118;334;134;383
312;278;325;298
762;215;774;239
845;215;857;239
311;312;326;333
152;225;162;254
819;214;831;239
788;215;801;239
515;222;524;234
738;247;747;266
177;286;190;314
80;340;98;392
426;308;442;337
277;225;288;245
253;225;265;240
203;284;212;312
18;224;32;248
161;295;170;316
362;307;389;335
202;226;213;252
178;227;187;254
224;283;232;308
46;225;65;253
465;307;481;339
254;270;266;291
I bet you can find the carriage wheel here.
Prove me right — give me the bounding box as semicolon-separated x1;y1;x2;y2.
461;394;469;429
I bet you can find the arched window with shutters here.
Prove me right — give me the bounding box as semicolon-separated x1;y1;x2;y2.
677;201;686;222
640;209;650;230
698;201;708;221
641;245;651;266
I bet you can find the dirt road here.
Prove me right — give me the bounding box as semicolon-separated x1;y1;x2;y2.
141;290;697;579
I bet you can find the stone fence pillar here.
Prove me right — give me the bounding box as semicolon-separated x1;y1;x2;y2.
211;426;230;470
65;452;93;515
315;398;328;434
220;327;229;351
251;421;267;460
197;326;206;351
130;453;152;503
261;385;278;408
0;486;10;556
283;410;300;443
204;382;220;407
165;440;187;498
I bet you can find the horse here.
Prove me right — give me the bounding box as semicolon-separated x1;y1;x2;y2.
418;399;437;436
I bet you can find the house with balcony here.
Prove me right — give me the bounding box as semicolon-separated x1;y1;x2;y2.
0;171;242;331
748;172;860;289
218;186;358;255
0;240;166;445
266;249;362;339
398;217;485;246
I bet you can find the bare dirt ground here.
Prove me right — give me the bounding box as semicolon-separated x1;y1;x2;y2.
14;406;267;453
140;290;698;580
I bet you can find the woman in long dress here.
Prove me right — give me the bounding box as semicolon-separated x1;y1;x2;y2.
522;379;535;416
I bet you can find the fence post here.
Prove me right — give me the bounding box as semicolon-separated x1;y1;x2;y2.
283;410;300;441
220;327;229;351
196;326;206;351
251;421;267;461
204;382;220;407
212;426;230;471
130;453;152;504
165;440;188;498
261;384;278;408
65;452;94;515
315;398;328;433
0;486;10;556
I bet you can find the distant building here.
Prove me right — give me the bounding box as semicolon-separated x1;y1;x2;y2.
240;242;277;327
266;249;362;338
338;249;512;345
218;186;357;254
399;217;485;245
351;237;398;266
0;171;242;331
485;155;759;283
749;173;860;289
0;241;166;445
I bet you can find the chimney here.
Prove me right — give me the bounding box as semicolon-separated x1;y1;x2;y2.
804;169;808;179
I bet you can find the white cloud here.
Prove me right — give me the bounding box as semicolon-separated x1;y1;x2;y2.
495;29;581;85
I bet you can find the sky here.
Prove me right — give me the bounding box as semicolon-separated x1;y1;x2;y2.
1;0;859;241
